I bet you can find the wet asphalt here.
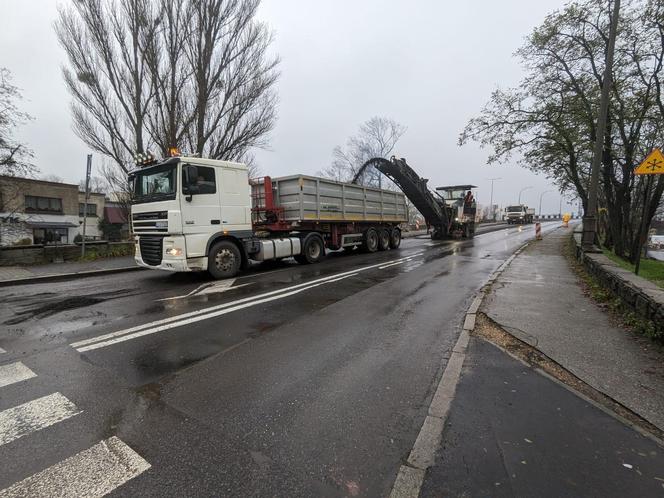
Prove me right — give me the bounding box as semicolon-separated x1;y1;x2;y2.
0;222;564;496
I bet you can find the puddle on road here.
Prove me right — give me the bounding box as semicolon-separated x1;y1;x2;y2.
3;288;137;325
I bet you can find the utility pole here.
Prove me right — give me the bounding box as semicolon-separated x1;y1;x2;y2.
81;154;92;257
487;177;501;221
539;190;552;217
518;186;533;205
582;0;621;251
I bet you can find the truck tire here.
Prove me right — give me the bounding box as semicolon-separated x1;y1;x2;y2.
378;229;390;251
363;228;379;253
295;234;325;264
389;227;401;249
208;240;241;279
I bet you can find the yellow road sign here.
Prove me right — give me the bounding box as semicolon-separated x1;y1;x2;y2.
635;148;664;175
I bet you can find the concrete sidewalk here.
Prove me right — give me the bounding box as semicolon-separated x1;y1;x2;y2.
421;337;664;497
482;227;664;431
0;255;140;285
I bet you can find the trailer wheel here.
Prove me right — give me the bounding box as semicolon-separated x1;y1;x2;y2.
363;228;379;253
389;227;401;249
208;240;241;279
295;234;325;264
378;229;390;251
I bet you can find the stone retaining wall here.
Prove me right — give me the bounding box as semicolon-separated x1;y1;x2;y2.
574;232;664;328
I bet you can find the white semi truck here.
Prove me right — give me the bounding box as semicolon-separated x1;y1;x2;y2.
129;154;408;279
504;205;535;224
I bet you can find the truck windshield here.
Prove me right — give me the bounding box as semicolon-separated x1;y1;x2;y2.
507;206;522;212
132;163;177;203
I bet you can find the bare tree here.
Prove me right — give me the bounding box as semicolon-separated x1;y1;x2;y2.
461;0;664;260
78;176;108;193
55;0;279;177
41;174;66;183
320;116;407;186
0;68;34;177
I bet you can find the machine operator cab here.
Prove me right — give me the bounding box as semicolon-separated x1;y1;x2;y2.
435;184;477;238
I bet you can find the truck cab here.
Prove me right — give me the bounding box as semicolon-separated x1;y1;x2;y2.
129;156;252;274
504;205;534;224
435;185;477;238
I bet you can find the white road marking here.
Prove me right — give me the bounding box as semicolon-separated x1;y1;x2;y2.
0;362;37;388
157;278;251;301
76;272;362;352
0;348;6;354
71;251;424;352
0;436;150;498
0;393;81;446
378;258;413;269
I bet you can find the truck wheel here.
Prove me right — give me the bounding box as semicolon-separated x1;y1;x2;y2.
378;229;390;251
363;228;379;253
389;228;401;249
208;240;241;279
295;235;325;264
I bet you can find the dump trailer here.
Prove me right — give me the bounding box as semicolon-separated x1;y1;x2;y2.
129;154;407;279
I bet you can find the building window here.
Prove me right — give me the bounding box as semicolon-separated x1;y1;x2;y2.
33;228;69;245
25;195;63;214
79;203;97;217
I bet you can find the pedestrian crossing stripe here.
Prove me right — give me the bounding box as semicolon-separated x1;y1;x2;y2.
0;437;150;498
634;148;664;175
0;362;37;389
0;393;81;446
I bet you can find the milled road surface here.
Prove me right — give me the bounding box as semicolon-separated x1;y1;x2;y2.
0;222;564;496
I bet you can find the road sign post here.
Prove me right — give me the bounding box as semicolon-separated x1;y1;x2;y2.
81;154;92;257
633;149;664;275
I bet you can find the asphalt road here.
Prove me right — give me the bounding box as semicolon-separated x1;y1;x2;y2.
0;222;561;497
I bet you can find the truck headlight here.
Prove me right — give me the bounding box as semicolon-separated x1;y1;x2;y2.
165;247;183;257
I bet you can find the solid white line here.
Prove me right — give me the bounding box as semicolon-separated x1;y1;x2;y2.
0;393;81;446
0;436;150;498
71;251;425;350
378;258;412;269
76;272;362;352
0;362;37;388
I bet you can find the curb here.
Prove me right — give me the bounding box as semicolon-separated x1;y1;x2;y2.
388;236;536;498
0;265;145;288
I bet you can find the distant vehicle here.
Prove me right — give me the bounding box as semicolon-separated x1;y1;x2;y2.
504;205;535;224
129;153;407;279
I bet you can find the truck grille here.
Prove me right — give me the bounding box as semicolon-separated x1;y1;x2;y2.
132;211;168;233
139;236;164;266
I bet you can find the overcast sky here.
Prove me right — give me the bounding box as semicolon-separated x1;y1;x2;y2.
1;0;579;214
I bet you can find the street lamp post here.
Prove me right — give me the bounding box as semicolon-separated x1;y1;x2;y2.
559;197;563;218
539;190;553;218
582;0;621;251
487;177;501;221
518;186;533;205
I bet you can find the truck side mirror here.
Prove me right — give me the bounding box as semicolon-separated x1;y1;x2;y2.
182;165;199;201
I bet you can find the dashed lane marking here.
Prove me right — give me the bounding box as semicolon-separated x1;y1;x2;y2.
0;348;5;354
0;362;37;389
0;436;150;498
0;393;81;447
